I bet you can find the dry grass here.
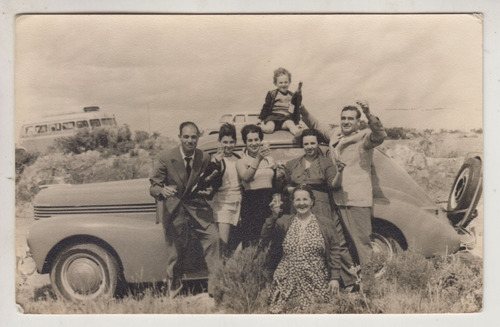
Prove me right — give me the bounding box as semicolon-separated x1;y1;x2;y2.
209;246;482;314
17;283;218;314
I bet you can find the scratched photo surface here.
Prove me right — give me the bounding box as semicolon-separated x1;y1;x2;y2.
14;14;483;314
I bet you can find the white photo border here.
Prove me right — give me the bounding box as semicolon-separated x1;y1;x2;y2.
1;0;498;326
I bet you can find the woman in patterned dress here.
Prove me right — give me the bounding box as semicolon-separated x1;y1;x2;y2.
279;128;356;289
262;185;343;313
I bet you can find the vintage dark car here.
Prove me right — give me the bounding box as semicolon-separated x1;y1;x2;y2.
25;130;482;301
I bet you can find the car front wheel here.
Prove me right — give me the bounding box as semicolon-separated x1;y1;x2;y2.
50;243;118;301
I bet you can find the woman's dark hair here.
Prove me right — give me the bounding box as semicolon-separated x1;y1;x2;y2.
292;184;316;204
298;128;322;148
218;123;237;142
241;124;263;144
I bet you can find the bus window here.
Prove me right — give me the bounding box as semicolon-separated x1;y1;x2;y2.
49;123;61;132
76;120;89;128
100;118;114;126
90;119;101;128
62;122;75;130
36;125;48;134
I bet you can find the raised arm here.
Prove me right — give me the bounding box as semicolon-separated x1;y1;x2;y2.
357;101;387;149
299;105;332;142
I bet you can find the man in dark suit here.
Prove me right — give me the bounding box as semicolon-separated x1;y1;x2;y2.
150;121;219;297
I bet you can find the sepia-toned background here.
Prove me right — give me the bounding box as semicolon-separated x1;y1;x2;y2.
15;15;481;140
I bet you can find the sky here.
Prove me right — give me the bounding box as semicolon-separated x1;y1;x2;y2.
15;14;482;139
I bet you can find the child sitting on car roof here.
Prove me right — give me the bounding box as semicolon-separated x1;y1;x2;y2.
257;67;304;136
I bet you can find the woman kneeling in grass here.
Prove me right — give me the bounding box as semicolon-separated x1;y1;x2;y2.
262;184;343;313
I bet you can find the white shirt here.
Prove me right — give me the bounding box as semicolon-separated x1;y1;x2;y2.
179;146;195;168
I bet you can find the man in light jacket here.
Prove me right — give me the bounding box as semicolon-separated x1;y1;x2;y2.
300;101;387;266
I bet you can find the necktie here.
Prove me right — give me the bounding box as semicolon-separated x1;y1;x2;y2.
184;157;192;178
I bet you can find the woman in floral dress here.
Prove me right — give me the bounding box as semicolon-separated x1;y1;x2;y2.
262;185;343;313
279;128;356;289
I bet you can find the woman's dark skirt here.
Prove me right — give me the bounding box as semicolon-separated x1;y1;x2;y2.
239;188;274;248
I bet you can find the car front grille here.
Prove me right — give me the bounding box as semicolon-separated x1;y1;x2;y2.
34;203;157;219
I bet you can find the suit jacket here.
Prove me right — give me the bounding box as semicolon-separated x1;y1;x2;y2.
149;146;214;229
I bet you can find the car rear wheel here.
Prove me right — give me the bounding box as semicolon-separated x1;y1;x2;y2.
50;243;118;301
447;157;482;228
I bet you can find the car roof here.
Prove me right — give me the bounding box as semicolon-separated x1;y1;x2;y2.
198;130;301;152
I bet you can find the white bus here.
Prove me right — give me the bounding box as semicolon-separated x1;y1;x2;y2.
18;106;118;153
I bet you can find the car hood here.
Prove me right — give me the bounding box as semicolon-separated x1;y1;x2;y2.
35;178;154;206
34;178;155;218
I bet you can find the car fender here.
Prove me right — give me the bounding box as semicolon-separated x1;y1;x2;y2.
28;213;169;283
373;198;460;257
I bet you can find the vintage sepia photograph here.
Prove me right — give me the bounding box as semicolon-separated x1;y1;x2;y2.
13;14;483;315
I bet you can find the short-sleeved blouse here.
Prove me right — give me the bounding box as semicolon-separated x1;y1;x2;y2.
239;152;275;190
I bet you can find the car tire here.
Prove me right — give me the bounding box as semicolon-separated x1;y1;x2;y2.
447;157;482;228
370;232;402;278
50;243;118;301
371;232;401;260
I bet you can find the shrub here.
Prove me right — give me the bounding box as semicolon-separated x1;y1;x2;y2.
211;245;273;313
53;125;135;156
15;148;39;182
386;127;421;140
134;130;150;144
15;150;154;203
